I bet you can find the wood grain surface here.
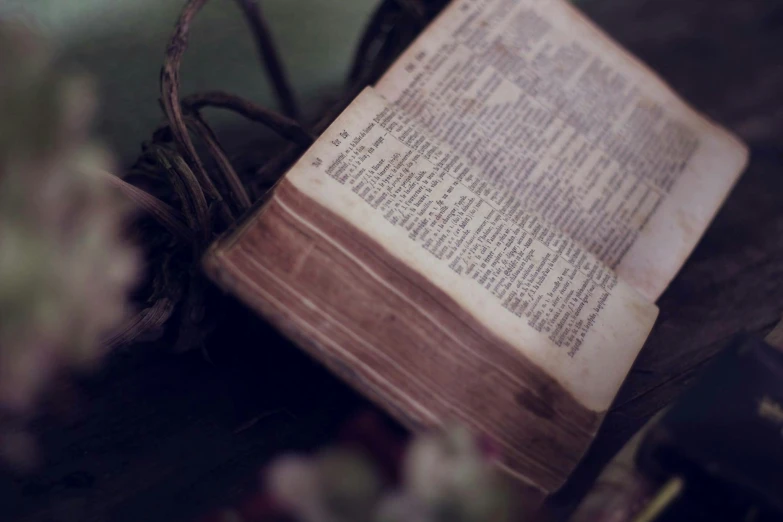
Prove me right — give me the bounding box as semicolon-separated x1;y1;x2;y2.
2;0;782;520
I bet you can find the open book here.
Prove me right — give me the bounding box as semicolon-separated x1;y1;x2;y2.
205;0;748;500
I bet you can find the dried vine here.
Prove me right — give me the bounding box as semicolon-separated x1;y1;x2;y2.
182;91;315;146
108;0;444;351
233;0;301;121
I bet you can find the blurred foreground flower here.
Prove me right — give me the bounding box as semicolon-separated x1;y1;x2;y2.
267;426;518;522
0;20;139;465
201;421;519;522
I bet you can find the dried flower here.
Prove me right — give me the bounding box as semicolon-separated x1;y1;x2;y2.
0;19;139;460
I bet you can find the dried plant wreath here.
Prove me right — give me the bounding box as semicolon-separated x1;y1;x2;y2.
106;0;449;353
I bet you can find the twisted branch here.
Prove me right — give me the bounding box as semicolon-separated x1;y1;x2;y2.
233;0;301;121
104;172;193;242
184;114;252;213
349;1;399;85
161;0;235;226
182;90;314;146
149;144;210;246
104;297;178;349
393;0;428;25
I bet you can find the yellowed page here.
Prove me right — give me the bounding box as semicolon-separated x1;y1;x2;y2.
284;87;657;412
376;0;748;301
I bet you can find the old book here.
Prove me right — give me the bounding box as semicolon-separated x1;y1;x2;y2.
204;0;748;501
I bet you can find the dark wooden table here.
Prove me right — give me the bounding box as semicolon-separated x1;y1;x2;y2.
2;0;782;520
